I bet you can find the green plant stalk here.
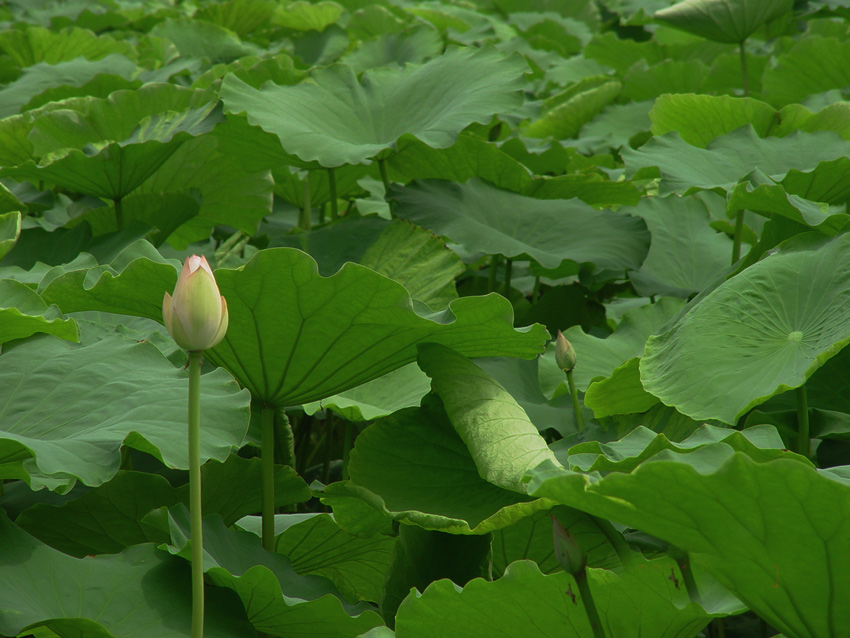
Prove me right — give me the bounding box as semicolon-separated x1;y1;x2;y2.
566;369;584;432
731;210;744;264
328;167;339;220
503;258;513;296
531;276;541;303
322;418;335;485
114;197;124;230
488;254;502;292
187;350;204;638
589;515;632;565
342;421;353;480
300;172;312;230
739;41;749;97
575;571;605;638
797;385;810;458
262;404;275;551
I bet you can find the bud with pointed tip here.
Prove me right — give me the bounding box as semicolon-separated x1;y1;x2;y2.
555;331;577;372
163;255;229;351
552;514;586;576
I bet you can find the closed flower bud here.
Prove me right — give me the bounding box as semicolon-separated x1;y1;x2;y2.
552;514;586;576
163;255;229;351
555;331;577;372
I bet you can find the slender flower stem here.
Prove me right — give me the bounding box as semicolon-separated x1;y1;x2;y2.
300;172;312;230
739;40;749;97
502;258;513;296
796;385;810;458
114;197;124;230
575;571;605;638
731;210;744;264
328;167;339;220
187;351;204;638
566;369;584;432
342;421;353;480
262;404;275;552
488;255;502;292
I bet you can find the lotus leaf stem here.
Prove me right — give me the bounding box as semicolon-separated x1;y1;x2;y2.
328;167;338;220
739;41;749;97
262;404;275;551
503;258;513;296
796;385;810;458
731;210;744;264
300;172;312;230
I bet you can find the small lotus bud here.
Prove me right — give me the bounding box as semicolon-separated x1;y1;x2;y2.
555;331;577;372
163;255;229;351
552;514;586;576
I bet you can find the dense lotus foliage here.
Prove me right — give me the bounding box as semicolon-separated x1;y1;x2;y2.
2;0;850;637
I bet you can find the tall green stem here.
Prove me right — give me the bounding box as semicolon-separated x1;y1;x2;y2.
322;418;336;485
531;276;541;303
187;351;204;638
502;258;513;297
575;572;605;638
114;197;124;230
566;369;584;432
731;210;744;264
488;255;502;292
342;421;353;480
739;41;749;97
300;173;312;230
378;159;393;217
262;404;276;551
328;167;339;220
796;385;810;458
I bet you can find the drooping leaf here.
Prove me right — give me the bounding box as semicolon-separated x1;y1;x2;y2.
220;46;527;167
641;232;850;423
150;18;259;62
523;79;622;140
0;279;78;346
584;357;660;418
761;36;850;107
0;210;22;260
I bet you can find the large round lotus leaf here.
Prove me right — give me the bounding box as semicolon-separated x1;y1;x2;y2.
654;0;793;44
641;232;850;423
390;178;650;272
0;336;250;492
43;247;548;407
0;512;254;638
0;84;222;199
219;46;527;167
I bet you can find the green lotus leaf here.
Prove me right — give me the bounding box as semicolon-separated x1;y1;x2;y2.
654;0;793;43
624;127;850;195
272;0;344;30
0;512;254;638
220;46;527;167
342;26;443;73
0;25;136;67
0;54;137;119
44;248;547;406
0;279;78;345
584;357;660;418
164;507;384;636
150;18;259;62
621;59;708;102
0;84;222;200
195;0;277;35
626;194;733;297
0;336;250;492
651;94;850;147
526;449;849;638
524;79;621;140
273;513;397;604
395;557;716;637
567;424;791;472
302;362;431;422
761;36;850;107
642;232;850;423
0;210;22;261
390;178;649;271
578;100;653;153
335;393;553;534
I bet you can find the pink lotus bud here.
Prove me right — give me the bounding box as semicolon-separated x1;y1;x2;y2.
162;255;229;351
552;514;586;576
555;331;577;372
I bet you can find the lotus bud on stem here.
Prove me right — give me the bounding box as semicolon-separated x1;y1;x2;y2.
552;515;605;638
556;331;584;432
163;255;229;638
